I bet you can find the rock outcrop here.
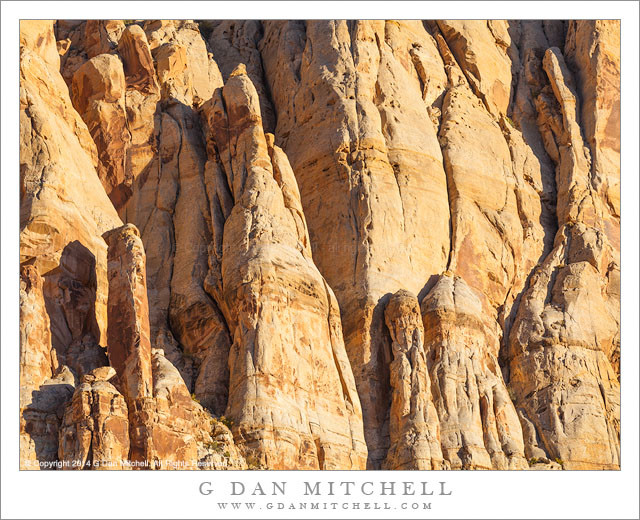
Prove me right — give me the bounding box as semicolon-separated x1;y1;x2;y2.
199;64;367;470
102;224;154;463
19;19;620;471
71;54;131;209
383;290;445;470
102;224;246;469
20;19;121;376
422;276;528;469
58;367;130;470
505;40;620;469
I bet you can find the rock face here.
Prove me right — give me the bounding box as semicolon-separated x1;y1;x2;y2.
71;54;131;209
20;19;620;471
20;20;121;376
505;40;620;470
102;224;246;469
383;290;445;470
422;276;527;469
58;367;130;470
20;19;119;469
199;64;367;470
102;224;154;463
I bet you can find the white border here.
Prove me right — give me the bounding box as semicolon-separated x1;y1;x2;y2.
2;2;638;519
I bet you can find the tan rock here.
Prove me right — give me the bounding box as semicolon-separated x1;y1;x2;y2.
58;377;130;470
436;20;513;116
102;224;154;463
506;39;620;470
20;18;620;472
118;24;158;94
20;19;121;368
507;226;620;469
20;367;75;470
102;223;245;470
71;54;132;209
114;21;228;400
260;20;451;466
20;264;61;470
383;290;445;470
565;20;620;249
20;20;60;70
208;20;276;131
20;265;56;393
149;349;246;470
422;275;527;469
199;64;367;469
84;20;125;58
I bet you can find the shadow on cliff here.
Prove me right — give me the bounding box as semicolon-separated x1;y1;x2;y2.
497;22;560;381
22;382;74;468
366;292;394;469
43;240;103;378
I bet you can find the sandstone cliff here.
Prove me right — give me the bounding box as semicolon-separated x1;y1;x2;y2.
19;19;620;470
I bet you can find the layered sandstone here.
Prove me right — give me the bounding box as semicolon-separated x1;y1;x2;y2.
422;276;527;469
20;20;121;374
19;19;620;471
199;64;367;470
505;40;620;469
383;290;445;470
102;224;154;463
102;224;246;469
58;367;130;470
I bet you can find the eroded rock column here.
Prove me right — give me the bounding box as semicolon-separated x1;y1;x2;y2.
199;64;367;470
102;224;154;463
383;290;445;470
422;275;527;469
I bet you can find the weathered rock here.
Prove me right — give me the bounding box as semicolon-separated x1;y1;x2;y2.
208;20;276;132
102;223;245;469
565;20;620;250
84;20;126;59
422;275;528;470
199;64;367;469
260;20;452;467
20;265;57;392
102;224;154;463
20;367;75;470
436;20;513;116
21;18;620;472
118;24;158;94
506;43;620;469
57;20;126;86
71;54;131;209
20;19;121;379
149;349;246;470
58;367;130;470
507;226;620;469
383;290;445;470
20;264;62;469
113;21;229;400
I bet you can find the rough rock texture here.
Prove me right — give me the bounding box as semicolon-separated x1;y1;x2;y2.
102;224;154;463
258;20;453;466
383;290;445;470
422;276;528;469
505;39;620;469
58;367;130;470
20;20;121;377
102;224;246;469
20;19;620;470
71;54;131;209
20;265;57;393
199;64;367;469
20;19;119;468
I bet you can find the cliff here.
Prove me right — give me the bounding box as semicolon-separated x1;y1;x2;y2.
19;19;620;470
